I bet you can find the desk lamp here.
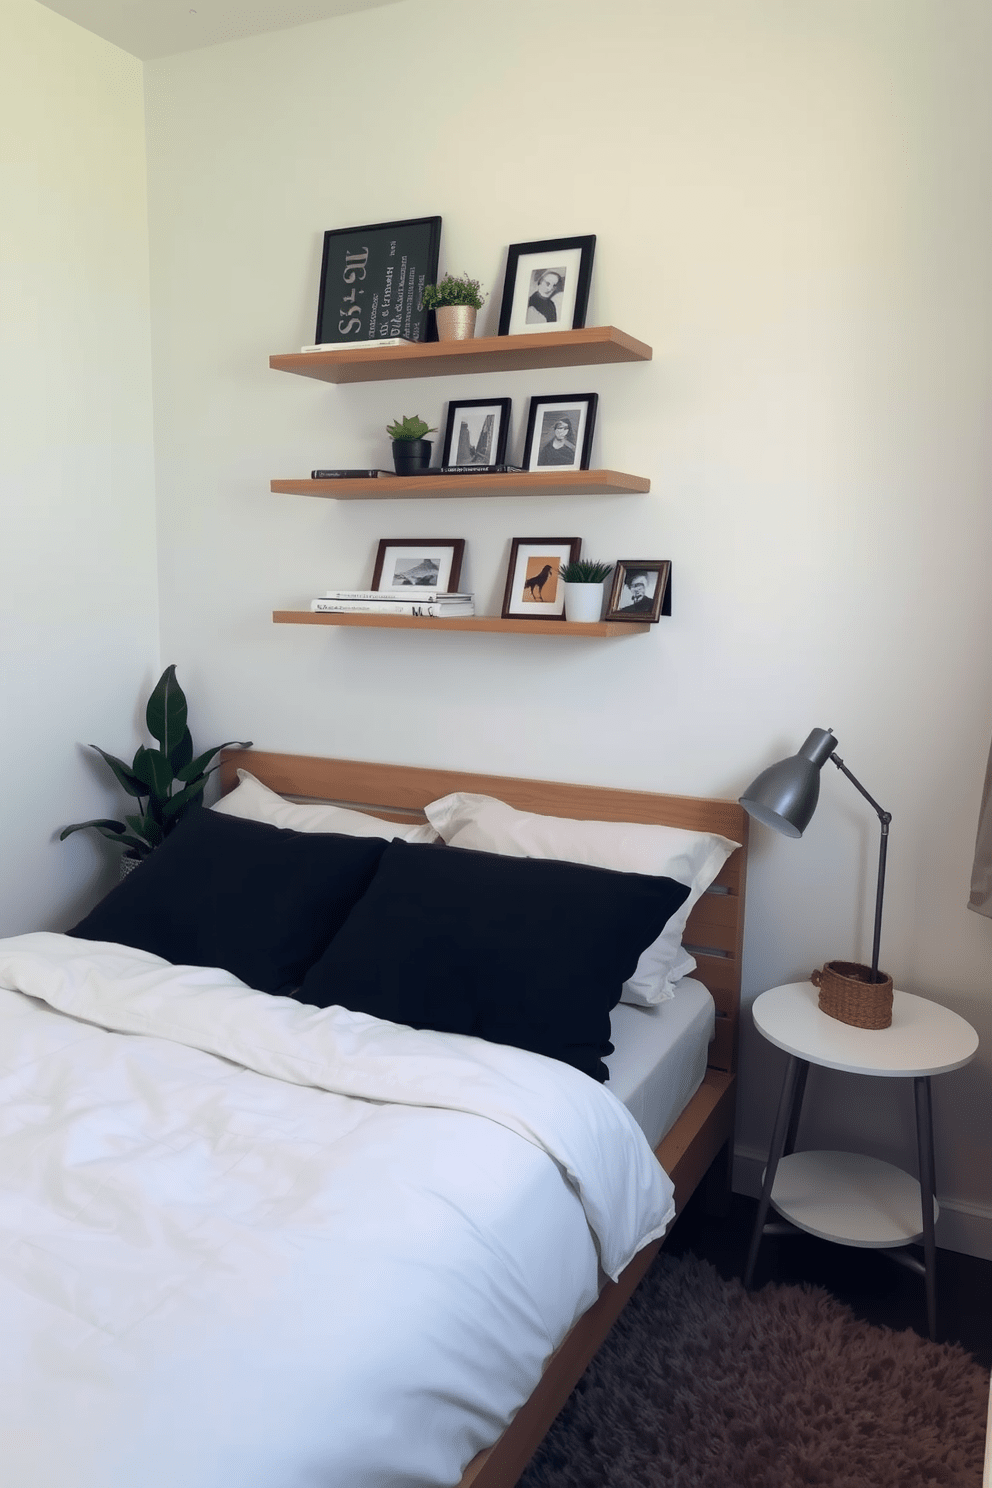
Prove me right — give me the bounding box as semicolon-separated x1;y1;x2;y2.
740;728;893;1025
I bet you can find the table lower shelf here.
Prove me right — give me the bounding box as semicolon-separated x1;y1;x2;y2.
273;611;650;636
768;1150;939;1249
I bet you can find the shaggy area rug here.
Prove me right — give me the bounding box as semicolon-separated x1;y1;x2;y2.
518;1252;989;1488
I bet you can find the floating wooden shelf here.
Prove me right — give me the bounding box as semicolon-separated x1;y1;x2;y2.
273;611;650;637
269;326;652;385
271;468;650;501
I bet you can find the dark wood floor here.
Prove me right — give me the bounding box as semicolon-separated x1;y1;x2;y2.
664;1185;992;1371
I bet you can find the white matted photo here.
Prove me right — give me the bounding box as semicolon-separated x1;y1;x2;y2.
501;536;580;621
371;539;465;593
498;236;596;337
440;398;512;468
522;393;598;473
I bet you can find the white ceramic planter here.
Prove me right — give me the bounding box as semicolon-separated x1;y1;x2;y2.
562;582;605;623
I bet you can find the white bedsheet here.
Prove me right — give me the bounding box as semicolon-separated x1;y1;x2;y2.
607;977;716;1148
0;932;675;1488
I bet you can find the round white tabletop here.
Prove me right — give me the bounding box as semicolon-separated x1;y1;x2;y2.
752;982;979;1078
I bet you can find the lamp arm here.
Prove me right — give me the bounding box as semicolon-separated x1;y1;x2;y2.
830;752;891;981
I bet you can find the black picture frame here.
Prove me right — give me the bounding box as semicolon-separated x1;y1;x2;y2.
605;560;672;623
440;398;512;468
497;235;596;337
314;216;442;347
522;393;598;473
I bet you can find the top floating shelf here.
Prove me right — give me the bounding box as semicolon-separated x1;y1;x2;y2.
269;326;652;384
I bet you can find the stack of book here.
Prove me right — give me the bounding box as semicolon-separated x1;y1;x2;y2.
311;589;475;618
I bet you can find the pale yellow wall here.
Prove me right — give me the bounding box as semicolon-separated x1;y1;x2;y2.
143;0;992;1253
0;0;160;932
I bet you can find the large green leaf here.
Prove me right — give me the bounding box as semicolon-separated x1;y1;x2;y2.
176;740;252;786
160;779;206;823
90;746;146;798
169;726;194;775
125;813;162;848
131;746;174;804
145;665;188;756
60;818;127;842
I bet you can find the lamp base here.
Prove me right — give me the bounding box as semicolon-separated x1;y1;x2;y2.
811;960;893;1029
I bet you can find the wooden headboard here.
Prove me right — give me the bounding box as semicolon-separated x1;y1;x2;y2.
219;749;748;1077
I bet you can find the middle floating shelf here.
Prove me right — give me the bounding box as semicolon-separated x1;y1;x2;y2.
271;469;650;501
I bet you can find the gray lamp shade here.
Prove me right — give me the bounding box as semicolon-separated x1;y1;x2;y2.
739;728;838;838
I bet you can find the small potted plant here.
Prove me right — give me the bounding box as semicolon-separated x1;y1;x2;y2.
421;273;486;341
558;559;614;623
386;414;437;475
60;664;252;876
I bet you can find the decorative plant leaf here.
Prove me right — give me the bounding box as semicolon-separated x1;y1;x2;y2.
145;665;188;756
89;746;147;799
125;814;162;847
160;780;207;821
60;819;128;842
131;746;175;801
421;273;486;311
385;415;437;441
558;559;614;584
175;741;252;786
169;726;194;775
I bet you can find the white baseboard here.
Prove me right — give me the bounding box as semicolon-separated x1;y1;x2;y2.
733;1144;992;1263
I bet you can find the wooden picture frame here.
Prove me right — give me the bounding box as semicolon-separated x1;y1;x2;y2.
501;537;580;621
605;560;672;623
314;215;442;347
372;539;465;593
440;398;512;469
522;393;598;473
497;236;596;337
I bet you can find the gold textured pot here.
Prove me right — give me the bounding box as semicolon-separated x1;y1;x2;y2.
435;305;477;341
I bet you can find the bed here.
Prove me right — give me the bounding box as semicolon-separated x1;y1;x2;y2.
0;750;747;1488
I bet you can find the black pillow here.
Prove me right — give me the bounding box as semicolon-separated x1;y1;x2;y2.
297;840;691;1082
68;808;389;995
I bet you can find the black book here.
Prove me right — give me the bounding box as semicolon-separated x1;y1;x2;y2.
311;469;387;479
402;464;523;476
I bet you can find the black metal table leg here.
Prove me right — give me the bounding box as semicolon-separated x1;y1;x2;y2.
744;1054;808;1288
914;1075;938;1340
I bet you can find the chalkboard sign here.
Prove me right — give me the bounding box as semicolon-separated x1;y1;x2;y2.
314;216;442;346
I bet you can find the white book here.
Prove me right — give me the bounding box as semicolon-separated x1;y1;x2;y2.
300;337;415;353
311;599;475;617
322;588;472;603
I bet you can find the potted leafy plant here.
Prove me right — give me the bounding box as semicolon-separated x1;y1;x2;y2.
421;273;486;341
60;664;252;873
558;559;614;623
386;414;437;475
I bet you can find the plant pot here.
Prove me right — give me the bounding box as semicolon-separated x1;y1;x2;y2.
392;439;433;476
435;305;477;341
562;581;605;623
120;852;142;882
810;960;894;1029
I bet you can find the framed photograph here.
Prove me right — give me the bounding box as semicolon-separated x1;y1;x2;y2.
314;216;442;347
497;235;596;337
522;393;598;473
605;560;672;623
501;537;581;621
372;539;465;593
440;398;512;468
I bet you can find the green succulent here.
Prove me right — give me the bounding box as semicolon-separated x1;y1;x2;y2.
558;559;614;583
421;273;486;311
59;665;252;861
386;414;437;441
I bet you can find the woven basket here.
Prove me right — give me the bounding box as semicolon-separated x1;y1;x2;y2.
810;960;893;1029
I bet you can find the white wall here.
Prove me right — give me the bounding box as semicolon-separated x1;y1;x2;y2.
0;0;160;932
137;0;990;1254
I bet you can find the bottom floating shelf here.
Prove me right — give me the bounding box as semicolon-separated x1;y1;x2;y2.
272;611;650;637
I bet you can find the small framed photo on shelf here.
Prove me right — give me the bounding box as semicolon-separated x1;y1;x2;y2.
605;560;672;623
440;398;512;468
498;236;596;337
372;539;465;592
314;215;442;347
501;537;580;621
522;393;598;473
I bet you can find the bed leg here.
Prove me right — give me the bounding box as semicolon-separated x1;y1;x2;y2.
701;1139;733;1218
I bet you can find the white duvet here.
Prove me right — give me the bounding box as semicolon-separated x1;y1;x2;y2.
0;933;675;1488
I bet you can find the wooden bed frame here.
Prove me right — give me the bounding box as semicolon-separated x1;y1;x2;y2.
218;749;748;1488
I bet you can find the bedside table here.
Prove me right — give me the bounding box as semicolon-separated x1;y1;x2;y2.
744;981;978;1339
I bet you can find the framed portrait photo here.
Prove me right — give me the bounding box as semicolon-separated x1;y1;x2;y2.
605;560;672;623
440;398;512;469
372;539;465;593
501;537;580;621
314;215;442;347
497;235;596;337
522;393;598;473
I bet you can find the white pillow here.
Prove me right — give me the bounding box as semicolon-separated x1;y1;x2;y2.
423;793;739;1005
213;769;438;843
